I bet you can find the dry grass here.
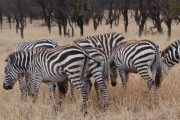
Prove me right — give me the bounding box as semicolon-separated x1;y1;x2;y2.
0;17;180;120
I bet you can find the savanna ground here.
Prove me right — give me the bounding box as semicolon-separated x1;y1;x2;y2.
0;17;180;120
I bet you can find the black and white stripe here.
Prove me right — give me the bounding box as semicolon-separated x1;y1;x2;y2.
15;39;59;51
14;39;63;101
109;40;162;95
74;32;127;86
161;40;180;76
3;44;108;114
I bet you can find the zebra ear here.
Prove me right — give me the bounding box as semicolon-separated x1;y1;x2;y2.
5;57;9;62
5;53;15;63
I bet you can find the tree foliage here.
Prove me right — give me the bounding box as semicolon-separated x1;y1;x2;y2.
0;0;179;38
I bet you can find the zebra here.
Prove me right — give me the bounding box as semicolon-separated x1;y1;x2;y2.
3;44;108;114
14;39;69;102
109;40;162;96
161;39;180;76
74;32;127;87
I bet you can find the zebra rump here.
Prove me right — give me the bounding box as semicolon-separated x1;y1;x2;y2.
74;32;127;87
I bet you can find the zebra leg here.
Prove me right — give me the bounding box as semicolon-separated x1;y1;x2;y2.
24;74;32;96
95;80;108;111
81;79;90;115
117;67;129;90
94;81;100;103
47;82;59;111
19;76;28;101
87;77;92;92
151;67;159;98
137;68;153;95
30;76;42;103
69;81;75;99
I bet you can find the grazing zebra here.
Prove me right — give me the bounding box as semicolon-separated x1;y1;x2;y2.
14;39;69;101
74;32;127;86
3;45;108;114
109;40;162;96
161;40;180;76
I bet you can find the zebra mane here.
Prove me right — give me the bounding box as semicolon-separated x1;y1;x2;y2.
73;39;86;43
5;52;16;62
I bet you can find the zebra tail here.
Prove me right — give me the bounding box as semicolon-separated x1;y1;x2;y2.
154;46;162;88
57;80;69;96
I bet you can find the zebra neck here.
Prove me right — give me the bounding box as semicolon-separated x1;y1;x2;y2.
162;61;177;75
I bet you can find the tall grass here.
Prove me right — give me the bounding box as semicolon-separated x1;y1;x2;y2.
0;18;180;120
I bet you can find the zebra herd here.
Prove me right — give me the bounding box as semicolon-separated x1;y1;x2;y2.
3;33;180;114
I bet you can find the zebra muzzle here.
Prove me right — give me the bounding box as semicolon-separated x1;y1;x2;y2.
111;81;117;87
3;83;13;90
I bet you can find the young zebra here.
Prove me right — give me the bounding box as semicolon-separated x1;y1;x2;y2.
74;32;127;86
3;45;108;114
14;39;68;101
161;40;180;76
109;40;162;96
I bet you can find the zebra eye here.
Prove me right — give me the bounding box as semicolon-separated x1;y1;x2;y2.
5;69;7;73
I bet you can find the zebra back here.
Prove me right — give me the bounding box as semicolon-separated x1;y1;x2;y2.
74;32;127;59
15;39;59;51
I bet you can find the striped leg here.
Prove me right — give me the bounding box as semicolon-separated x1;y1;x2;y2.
47;82;59;110
81;78;90;115
96;81;108;111
137;68;153;94
24;74;32;96
117;67;129;90
19;76;28;101
30;75;42;103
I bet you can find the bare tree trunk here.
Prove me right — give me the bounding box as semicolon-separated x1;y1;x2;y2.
77;16;83;36
122;0;129;32
29;8;33;24
138;0;149;36
164;18;172;37
24;16;27;28
47;16;51;33
135;9;140;25
0;11;2;29
68;19;74;37
108;0;114;29
16;18;19;33
40;1;52;34
57;19;62;36
7;16;11;30
139;16;147;36
93;16;98;31
17;0;24;38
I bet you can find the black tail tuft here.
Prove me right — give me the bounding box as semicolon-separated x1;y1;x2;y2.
57;80;69;95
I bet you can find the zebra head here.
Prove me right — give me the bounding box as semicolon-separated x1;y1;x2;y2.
109;63;118;87
162;40;180;64
3;53;21;90
109;47;119;87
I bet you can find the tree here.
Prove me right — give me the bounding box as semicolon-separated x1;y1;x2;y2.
122;0;129;32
